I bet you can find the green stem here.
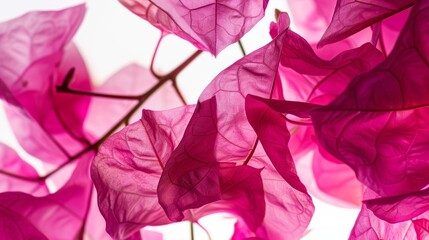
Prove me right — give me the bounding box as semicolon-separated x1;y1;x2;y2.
190;221;195;240
238;40;246;56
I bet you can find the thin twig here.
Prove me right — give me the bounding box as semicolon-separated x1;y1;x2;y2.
56;87;143;100
196;221;212;240
190;221;195;240
378;26;388;57
1;50;203;181
243;138;259;165
238;40;246;56
162;50;202;80
50;86;91;146
172;79;187;105
150;33;165;79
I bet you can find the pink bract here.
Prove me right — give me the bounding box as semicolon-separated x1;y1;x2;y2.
350;189;429;239
245;95;314;239
0;152;94;239
270;17;383;206
364;188;429;224
413;219;429;240
0;143;48;195
0;5;85;86
118;0;268;55
84;63;183;140
319;0;415;47
157;13;291;221
311;0;429;197
92;104;268;239
0;5;91;165
4;0;429;238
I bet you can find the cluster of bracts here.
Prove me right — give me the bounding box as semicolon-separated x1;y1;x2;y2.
0;0;427;239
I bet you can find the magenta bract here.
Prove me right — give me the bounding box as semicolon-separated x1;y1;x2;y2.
0;152;94;239
119;0;268;55
319;0;415;47
92;104;269;239
157;13;291;221
311;0;429;197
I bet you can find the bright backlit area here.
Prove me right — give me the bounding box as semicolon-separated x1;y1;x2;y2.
0;1;361;239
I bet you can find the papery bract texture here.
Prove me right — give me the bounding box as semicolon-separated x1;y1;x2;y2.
157;97;221;221
0;152;93;239
319;0;415;47
245;95;314;239
0;6;91;165
92;103;267;239
227;143;314;240
349;189;427;239
350;203;416;239
0;5;85;86
413;219;429;240
0;143;48;195
311;146;364;206
365;188;429;223
9;41;91;160
286;0;371;59
0;206;48;240
242;94;365;207
85;190;112;240
194;164;266;235
277;31;384;105
272;21;383;206
118;0;268;55
92;106;195;239
370;8;410;55
311;0;429;197
158;13;290;221
286;0;335;43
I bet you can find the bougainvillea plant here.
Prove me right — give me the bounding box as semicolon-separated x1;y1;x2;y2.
0;0;428;239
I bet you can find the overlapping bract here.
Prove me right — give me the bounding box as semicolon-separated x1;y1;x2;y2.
0;5;91;165
4;0;429;238
0;143;48;195
84;63;183;139
157;13;289;221
350;201;417;239
318;0;415;47
92;106;195;238
365;187;429;223
92;12;315;239
119;0;268;55
311;0;429;197
269;17;385;206
0;6;109;240
92;103;268;238
349;189;429;240
245;95;314;239
0;152;94;239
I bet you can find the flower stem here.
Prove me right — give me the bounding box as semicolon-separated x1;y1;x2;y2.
238;40;246;56
172;79;187;105
196;221;212;240
378;26;387;57
150;33;165;79
190;221;195;240
1;49;202;181
57;87;143;100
